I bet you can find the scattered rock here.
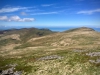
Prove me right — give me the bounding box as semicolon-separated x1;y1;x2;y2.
1;68;13;75
14;71;22;75
89;59;100;64
37;55;63;61
86;52;100;57
0;64;22;75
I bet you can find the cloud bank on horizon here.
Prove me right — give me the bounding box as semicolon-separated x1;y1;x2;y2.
0;0;100;28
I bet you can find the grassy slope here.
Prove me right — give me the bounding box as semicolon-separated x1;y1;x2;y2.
0;28;54;47
0;27;100;75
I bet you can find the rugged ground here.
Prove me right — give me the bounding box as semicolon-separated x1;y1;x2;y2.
0;27;100;75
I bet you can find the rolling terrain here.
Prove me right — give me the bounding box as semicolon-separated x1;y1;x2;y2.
0;27;100;75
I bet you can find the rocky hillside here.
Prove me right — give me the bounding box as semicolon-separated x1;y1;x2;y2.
0;27;100;75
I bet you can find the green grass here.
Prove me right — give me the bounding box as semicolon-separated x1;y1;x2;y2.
14;42;33;49
20;28;54;43
1;46;100;75
0;38;20;47
0;56;32;73
0;27;100;75
28;49;100;75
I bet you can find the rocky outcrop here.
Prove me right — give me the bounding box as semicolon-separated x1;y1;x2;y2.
0;69;22;75
0;64;22;75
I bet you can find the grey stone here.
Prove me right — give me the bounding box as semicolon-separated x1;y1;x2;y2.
86;52;100;57
38;55;63;61
14;71;22;75
89;59;100;64
2;70;9;75
0;64;22;75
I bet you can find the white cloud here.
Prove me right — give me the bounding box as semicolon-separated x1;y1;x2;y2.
22;18;34;22
0;15;35;22
41;4;54;7
9;16;21;21
25;9;43;12
31;12;58;15
77;8;100;14
0;16;8;21
0;7;31;13
20;12;27;15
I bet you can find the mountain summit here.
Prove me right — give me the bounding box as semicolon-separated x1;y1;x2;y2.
65;27;95;33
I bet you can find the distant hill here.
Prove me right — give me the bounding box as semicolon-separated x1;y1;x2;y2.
3;27;98;49
0;27;100;47
0;27;55;47
64;27;95;32
0;27;100;48
24;27;99;47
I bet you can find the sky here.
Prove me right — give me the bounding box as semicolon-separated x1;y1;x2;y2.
0;0;100;30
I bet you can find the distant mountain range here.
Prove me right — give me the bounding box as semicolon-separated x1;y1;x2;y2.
0;26;100;32
0;27;99;48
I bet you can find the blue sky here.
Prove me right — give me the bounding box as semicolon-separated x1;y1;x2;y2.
0;0;100;30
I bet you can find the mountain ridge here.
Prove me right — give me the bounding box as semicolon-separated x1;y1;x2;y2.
0;27;100;75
